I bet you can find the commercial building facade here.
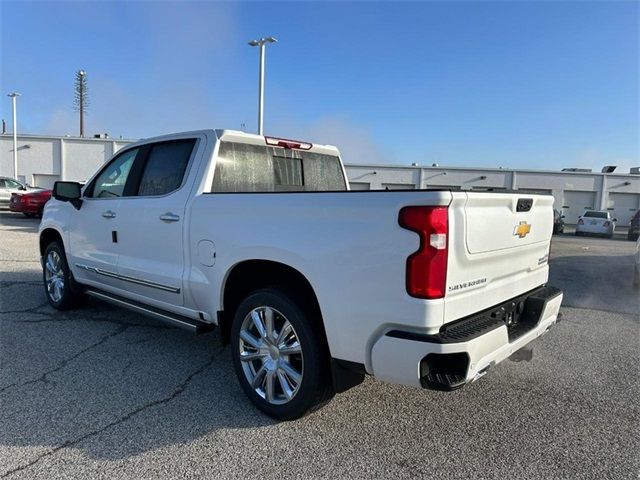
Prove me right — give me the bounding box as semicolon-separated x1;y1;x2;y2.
2;133;639;225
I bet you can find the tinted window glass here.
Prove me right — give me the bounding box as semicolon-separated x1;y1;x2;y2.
584;211;608;219
90;149;138;198
137;140;195;196
211;142;346;192
5;179;21;189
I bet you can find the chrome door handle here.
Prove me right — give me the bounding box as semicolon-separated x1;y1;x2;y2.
102;210;116;219
159;212;180;223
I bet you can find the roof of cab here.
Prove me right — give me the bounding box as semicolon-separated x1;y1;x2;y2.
215;129;341;157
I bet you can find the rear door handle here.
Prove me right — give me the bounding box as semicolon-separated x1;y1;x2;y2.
159;212;180;223
102;210;116;219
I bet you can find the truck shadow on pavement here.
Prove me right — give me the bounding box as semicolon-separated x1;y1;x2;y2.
0;271;274;470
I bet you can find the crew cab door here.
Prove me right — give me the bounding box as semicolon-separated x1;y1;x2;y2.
68;147;141;288
113;136;203;306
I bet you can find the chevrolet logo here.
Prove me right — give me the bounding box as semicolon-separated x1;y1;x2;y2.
514;221;531;238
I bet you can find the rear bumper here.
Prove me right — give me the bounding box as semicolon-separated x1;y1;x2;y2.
575;223;612;234
9;201;43;214
370;285;563;390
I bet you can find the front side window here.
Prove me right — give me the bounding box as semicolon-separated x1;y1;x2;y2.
5;179;22;189
90;148;138;198
137;140;195;196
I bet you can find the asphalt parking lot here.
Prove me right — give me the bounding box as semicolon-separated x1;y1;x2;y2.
1;211;638;479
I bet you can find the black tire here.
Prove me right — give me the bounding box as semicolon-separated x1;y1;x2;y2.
42;241;83;310
230;288;334;420
575;231;582;236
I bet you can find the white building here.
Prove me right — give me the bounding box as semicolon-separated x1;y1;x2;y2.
346;164;640;225
2;133;639;225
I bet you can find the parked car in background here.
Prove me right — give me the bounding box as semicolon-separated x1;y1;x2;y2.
553;209;565;234
628;210;639;241
0;177;43;206
575;210;616;238
10;189;52;217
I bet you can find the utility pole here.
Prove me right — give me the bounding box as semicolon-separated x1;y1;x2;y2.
248;37;277;135
7;92;20;179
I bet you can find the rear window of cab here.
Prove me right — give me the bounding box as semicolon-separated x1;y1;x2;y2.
211;141;346;193
583;211;608;219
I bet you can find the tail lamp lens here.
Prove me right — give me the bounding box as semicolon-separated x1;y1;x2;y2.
578;219;584;225
398;206;448;299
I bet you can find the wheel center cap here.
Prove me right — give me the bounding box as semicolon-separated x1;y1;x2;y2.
269;345;280;360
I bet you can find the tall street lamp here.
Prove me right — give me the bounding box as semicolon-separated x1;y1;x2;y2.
7;92;21;179
248;36;277;135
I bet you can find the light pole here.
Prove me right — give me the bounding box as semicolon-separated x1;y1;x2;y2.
248;36;277;135
7;92;20;179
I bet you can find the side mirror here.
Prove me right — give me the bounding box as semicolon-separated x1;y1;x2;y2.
561;215;565;219
613;218;618;222
18;185;26;191
53;181;83;210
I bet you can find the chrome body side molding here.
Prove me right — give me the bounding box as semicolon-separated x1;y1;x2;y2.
75;263;181;294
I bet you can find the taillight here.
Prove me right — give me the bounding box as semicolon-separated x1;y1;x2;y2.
398;206;448;299
603;221;610;227
578;219;584;225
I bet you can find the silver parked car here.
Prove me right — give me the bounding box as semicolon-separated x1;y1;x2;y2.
0;177;42;206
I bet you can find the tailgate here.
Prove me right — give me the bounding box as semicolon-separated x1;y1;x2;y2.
444;192;554;324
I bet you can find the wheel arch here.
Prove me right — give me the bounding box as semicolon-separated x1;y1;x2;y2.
219;259;325;345
39;227;65;258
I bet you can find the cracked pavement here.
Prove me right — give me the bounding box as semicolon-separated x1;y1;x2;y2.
0;211;638;479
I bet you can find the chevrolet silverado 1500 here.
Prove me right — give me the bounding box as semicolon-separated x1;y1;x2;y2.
39;129;563;419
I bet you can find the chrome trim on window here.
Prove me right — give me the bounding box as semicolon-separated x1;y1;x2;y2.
75;263;181;293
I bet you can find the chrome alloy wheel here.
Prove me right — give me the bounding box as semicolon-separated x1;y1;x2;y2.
44;250;65;303
238;306;304;405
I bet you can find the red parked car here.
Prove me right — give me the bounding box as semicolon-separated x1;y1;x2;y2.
9;189;52;217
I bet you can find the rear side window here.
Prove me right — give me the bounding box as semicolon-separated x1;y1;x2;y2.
211;141;346;192
137;140;195;196
584;211;608;219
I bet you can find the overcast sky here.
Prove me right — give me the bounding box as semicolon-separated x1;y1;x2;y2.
1;1;638;171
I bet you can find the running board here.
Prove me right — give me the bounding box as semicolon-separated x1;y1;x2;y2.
85;289;215;334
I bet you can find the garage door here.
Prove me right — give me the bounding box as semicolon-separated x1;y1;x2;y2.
349;182;370;190
562;191;597;224
32;174;60;189
607;193;640;226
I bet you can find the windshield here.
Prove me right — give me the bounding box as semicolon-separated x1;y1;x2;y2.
583;211;608;219
211;141;346;193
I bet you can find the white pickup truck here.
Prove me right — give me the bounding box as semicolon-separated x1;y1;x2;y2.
39;129;562;420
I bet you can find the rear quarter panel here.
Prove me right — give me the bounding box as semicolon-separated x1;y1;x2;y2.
187;190;452;367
